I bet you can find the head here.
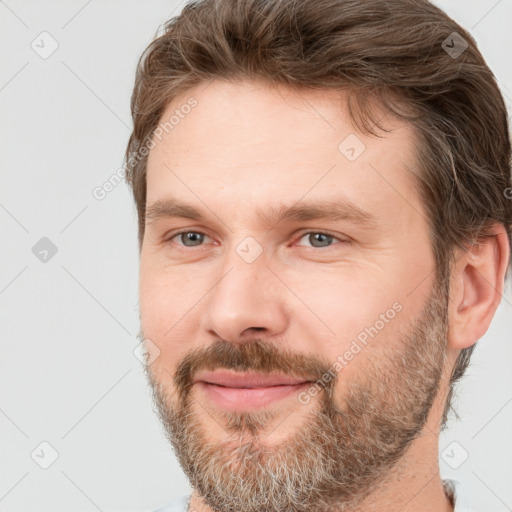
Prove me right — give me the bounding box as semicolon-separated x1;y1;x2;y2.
125;0;511;510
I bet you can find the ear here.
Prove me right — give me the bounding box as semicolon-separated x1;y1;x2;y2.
447;224;510;350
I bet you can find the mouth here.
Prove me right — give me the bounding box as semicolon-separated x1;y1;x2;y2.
193;370;312;411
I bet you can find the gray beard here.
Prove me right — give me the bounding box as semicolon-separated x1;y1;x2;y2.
144;278;449;512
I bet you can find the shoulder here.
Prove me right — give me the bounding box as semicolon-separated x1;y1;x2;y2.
146;494;191;512
148;485;477;512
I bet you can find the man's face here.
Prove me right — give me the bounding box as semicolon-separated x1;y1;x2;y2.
139;80;450;511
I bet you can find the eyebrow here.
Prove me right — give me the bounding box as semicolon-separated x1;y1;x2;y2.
145;197;379;230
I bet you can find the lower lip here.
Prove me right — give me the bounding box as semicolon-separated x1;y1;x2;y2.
196;381;310;411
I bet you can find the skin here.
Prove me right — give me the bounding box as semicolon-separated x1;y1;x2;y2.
139;80;509;512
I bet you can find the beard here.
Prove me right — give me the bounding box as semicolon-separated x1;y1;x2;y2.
143;275;449;512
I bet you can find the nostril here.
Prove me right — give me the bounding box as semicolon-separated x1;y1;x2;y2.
242;327;266;335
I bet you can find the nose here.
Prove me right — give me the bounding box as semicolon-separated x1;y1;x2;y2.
200;246;289;343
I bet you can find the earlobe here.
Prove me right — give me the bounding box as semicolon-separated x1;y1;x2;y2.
448;226;510;350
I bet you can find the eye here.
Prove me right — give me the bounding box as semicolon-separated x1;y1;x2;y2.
295;231;347;248
168;230;212;247
165;230;348;250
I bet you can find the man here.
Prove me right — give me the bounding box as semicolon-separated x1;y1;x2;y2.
124;0;511;510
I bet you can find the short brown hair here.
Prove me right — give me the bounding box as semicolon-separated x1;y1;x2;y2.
125;0;512;428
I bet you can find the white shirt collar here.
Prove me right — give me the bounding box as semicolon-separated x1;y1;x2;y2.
154;479;475;512
443;477;474;511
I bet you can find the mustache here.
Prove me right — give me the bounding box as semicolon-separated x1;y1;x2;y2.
172;338;336;403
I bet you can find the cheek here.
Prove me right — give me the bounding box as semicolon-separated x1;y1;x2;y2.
286;268;395;332
139;272;165;336
139;266;208;374
140;260;198;318
285;270;405;369
139;268;188;344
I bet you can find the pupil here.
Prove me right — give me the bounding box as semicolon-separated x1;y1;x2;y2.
310;233;332;247
180;233;332;247
184;232;203;246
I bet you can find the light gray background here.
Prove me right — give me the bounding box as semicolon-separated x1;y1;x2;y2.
1;1;511;511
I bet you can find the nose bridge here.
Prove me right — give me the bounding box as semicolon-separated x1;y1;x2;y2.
201;237;288;341
217;234;270;299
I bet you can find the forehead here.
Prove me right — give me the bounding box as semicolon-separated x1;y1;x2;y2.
145;80;423;230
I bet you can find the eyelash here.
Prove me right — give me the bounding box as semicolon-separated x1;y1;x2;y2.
165;229;348;250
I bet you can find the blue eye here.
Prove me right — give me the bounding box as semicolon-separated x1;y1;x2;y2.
170;231;210;247
296;232;343;248
166;230;345;250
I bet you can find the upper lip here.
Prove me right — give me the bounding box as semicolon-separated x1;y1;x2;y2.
193;370;311;388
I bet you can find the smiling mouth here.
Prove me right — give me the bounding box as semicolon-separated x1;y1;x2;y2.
193;370;312;410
